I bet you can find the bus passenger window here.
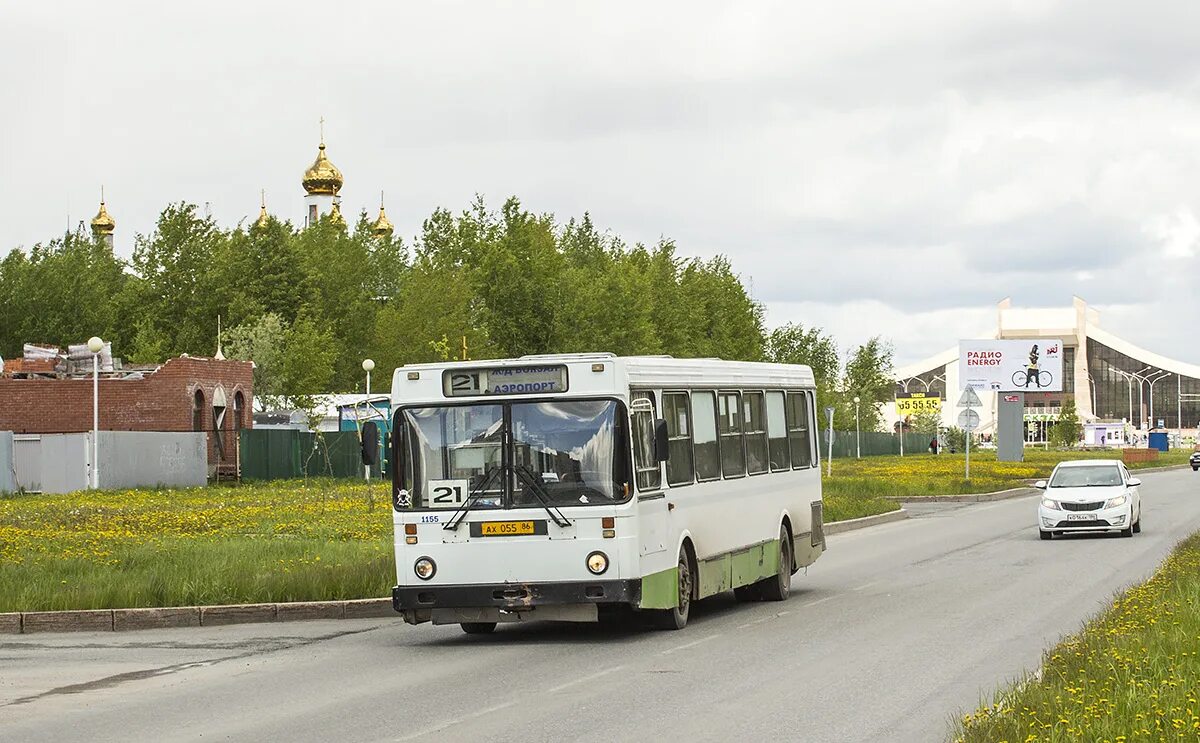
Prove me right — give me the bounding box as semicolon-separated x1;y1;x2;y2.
787;391;813;469
693;392;721;481
743;392;768;475
765;391;790;471
632;392;661;491
664;392;694;486
719;392;746;477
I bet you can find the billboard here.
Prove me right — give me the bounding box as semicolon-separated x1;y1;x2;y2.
959;340;1063;392
895;392;942;417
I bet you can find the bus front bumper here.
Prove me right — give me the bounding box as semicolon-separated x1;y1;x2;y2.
393;579;641;622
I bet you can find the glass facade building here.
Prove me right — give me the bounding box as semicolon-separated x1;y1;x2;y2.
1087;340;1200;430
889;299;1200;438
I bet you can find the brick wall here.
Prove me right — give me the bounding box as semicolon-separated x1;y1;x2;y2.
0;356;253;472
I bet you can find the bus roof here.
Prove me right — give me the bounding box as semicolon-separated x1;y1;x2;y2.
392;354;816;392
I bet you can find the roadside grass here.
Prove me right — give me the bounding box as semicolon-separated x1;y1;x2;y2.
951;530;1200;741
0;479;395;612
823;449;1190;503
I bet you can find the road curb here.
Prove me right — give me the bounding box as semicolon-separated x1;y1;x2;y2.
889;487;1038;504
114;606;201;631
824;508;910;534
2;598;395;635
1128;463;1190;474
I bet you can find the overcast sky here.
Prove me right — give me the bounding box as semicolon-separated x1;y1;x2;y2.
4;1;1199;366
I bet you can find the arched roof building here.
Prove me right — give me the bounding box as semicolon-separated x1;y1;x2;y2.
892;297;1200;440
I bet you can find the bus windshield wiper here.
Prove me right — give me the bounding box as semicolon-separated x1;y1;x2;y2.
512;464;572;528
444;464;501;531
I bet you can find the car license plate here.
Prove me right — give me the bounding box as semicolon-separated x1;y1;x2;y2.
1067;513;1095;521
479;520;536;536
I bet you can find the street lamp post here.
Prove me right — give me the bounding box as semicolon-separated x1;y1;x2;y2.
853;396;861;458
87;336;104;489
1112;369;1136;442
1131;366;1153;433
362;358;375;480
1147;370;1171;431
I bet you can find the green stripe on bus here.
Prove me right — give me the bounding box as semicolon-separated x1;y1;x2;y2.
640;538;783;609
640;566;679;609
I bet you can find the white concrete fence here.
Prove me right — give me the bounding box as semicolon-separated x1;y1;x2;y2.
3;431;207;493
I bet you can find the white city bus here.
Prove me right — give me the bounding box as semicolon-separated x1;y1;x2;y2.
388;354;825;632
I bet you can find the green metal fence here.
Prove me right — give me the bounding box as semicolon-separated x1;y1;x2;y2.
818;429;932;458
239;426;925;481
239;429;381;480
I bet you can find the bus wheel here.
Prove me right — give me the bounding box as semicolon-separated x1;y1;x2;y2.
652;548;693;630
757;526;792;602
460;622;497;635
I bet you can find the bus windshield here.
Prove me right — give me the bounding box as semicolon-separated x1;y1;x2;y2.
398;399;627;509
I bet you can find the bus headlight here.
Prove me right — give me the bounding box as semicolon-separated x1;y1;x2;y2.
586;551;609;575
414;557;437;580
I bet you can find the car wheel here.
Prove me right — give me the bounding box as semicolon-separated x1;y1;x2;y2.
1039;530;1052;540
1192;466;1198;471
1133;514;1141;534
1120;524;1134;538
460;622;497;635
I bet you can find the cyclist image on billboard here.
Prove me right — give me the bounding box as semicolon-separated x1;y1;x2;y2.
1012;343;1053;388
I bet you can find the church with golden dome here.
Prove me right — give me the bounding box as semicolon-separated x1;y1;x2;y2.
87;123;396;245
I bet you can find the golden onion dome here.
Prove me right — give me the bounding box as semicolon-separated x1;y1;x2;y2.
302;142;343;196
90;200;115;235
329;200;346;226
371;205;394;237
254;190;269;229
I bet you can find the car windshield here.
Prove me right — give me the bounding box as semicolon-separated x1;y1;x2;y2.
397;400;626;509
1049;465;1123;488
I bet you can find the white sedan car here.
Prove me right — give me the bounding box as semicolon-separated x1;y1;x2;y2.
1036;460;1142;540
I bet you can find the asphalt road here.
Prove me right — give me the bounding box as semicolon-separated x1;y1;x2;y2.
3;467;1199;743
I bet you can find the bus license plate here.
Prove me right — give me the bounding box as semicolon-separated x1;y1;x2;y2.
479;520;536;536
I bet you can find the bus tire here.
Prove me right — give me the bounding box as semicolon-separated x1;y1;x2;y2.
460;622;497;635
652;547;693;630
757;526;793;602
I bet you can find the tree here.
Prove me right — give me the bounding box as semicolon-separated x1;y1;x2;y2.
909;409;942;436
841;337;895;432
0;232;136;357
943;426;968;453
226;313;335;410
766;322;840;414
130;203;226;357
1049;399;1083;449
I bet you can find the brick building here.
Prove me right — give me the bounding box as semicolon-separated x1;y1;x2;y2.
0;354;253;478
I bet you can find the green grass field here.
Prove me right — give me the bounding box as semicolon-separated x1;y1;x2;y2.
952;530;1200;741
0;480;395;613
0;449;1187;613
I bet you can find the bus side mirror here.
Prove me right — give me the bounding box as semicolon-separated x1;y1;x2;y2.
653;419;670;463
362;421;379;466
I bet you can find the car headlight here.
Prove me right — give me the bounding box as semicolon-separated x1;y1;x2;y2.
1041;498;1060;510
1105;494;1128;509
586;551;609;575
414;557;437;580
